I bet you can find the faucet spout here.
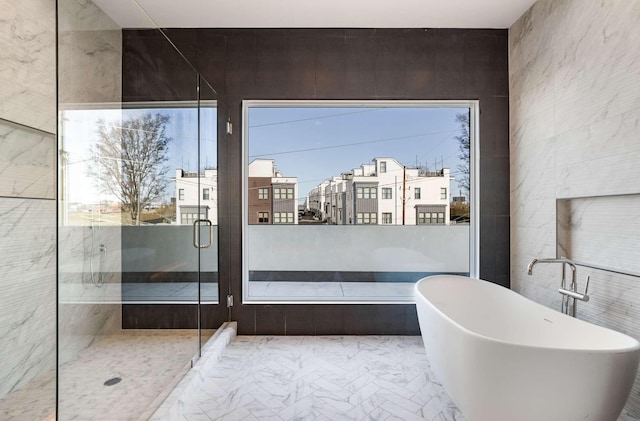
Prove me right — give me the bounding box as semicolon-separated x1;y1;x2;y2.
527;257;576;277
527;257;582;317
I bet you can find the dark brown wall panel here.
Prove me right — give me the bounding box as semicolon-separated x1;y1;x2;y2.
122;28;510;335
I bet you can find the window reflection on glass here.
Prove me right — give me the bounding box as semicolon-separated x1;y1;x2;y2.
60;104;217;227
244;102;474;303
58;102;218;305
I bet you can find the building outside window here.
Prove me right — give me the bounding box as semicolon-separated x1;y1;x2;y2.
441;187;447;200
417;211;445;225
258;212;269;223
175;169;218;224
258;188;268;199
274;212;294;224
382;212;393;224
356;212;377;224
356;187;377;199
274;187;294;200
380;161;387;173
414;187;421;199
382;188;392;199
179;205;208;225
181;212;206;225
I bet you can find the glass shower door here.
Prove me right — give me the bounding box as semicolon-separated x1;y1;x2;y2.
198;79;223;352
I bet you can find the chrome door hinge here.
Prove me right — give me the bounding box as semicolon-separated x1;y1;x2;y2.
226;295;234;308
226;120;233;135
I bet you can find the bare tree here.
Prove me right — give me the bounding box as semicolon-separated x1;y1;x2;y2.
455;111;470;196
89;113;172;225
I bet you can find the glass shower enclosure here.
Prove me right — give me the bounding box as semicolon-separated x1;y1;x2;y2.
57;1;223;419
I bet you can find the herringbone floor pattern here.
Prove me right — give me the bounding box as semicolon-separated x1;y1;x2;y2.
182;336;464;420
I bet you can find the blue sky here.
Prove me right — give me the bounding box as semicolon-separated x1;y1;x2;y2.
248;106;469;202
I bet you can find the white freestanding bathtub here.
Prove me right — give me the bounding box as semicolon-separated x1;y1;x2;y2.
415;275;640;421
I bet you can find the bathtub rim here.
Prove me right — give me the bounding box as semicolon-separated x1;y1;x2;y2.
415;274;640;354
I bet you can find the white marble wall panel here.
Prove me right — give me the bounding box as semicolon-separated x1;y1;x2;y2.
58;226;122;284
0;198;55;398
0;0;56;133
0;121;55;199
1;0;124;411
58;225;123;364
510;0;640;417
58;303;122;365
58;0;122;105
558;195;640;276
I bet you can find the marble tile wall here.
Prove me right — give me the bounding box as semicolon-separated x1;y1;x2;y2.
509;0;640;417
0;0;56;133
0;0;57;408
0;198;56;398
0;120;55;199
58;225;123;365
58;0;122;104
56;0;124;362
0;0;124;414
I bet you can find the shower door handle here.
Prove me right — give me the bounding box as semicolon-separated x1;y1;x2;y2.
193;219;213;248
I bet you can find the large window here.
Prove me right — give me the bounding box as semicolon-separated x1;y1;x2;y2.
243;100;478;303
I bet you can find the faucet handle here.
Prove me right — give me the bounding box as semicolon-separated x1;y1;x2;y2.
583;275;590;297
558;275;590;303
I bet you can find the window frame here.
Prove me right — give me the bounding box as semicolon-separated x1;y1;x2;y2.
273;212;294;224
242;99;480;304
356;212;377;225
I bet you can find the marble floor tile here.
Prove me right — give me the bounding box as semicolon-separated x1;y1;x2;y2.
177;336;465;421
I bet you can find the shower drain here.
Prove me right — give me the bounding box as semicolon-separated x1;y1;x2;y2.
103;377;122;386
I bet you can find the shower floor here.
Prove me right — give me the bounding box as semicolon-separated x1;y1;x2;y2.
58;329;214;420
0;329;214;421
